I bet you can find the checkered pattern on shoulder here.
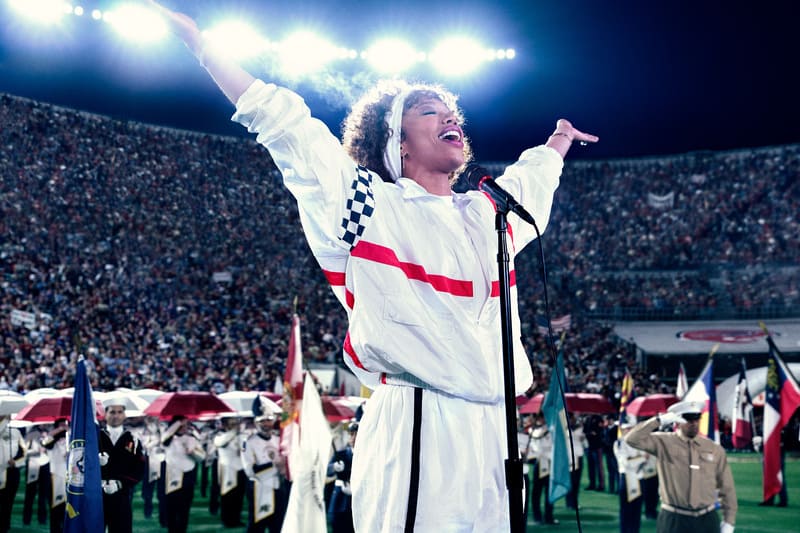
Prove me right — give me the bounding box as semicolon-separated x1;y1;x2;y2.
339;166;376;248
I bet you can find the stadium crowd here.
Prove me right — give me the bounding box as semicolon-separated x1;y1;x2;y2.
1;93;798;400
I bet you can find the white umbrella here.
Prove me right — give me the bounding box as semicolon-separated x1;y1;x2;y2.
0;395;30;417
219;391;281;417
95;390;152;418
127;388;166;405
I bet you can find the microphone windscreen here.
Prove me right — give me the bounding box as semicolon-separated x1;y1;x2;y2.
464;163;491;189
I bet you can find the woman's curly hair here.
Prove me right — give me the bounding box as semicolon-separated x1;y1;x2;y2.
341;79;473;184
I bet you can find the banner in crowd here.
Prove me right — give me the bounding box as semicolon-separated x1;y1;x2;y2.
646;191;674;209
762;329;800;501
731;358;754;449
64;357;104;533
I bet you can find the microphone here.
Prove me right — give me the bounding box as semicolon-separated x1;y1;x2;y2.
464;164;537;226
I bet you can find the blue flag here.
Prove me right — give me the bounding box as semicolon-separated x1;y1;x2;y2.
64;357;104;532
542;350;571;503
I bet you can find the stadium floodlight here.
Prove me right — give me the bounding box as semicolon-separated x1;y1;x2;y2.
8;0;71;24
202;20;268;61
364;38;420;75
429;36;488;76
277;31;341;78
91;9;101;20
105;4;168;43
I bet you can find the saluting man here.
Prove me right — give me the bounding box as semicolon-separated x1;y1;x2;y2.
625;400;738;533
99;399;146;533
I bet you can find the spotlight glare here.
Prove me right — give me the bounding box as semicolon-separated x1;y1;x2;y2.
430;36;486;76
91;9;101;20
73;5;83;16
106;4;167;43
203;20;267;61
506;48;516;59
8;0;69;24
278;31;338;78
364;39;419;74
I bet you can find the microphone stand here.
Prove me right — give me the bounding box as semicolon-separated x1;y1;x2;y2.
494;210;524;533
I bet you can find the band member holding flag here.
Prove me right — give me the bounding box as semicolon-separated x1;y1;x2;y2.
99;398;146;533
64;357;104;533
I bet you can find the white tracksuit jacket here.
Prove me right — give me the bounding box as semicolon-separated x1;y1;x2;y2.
233;80;563;532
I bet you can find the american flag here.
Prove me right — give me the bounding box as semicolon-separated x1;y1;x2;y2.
536;314;572;336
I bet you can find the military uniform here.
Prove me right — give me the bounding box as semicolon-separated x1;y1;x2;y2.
99;424;146;533
626;415;737;533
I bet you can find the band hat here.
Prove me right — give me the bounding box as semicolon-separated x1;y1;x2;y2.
667;400;705;417
101;395;128;408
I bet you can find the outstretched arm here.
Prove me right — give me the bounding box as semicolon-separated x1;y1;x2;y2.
149;0;255;105
545;118;599;159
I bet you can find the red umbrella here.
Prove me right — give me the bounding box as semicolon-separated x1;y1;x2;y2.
143;391;235;421
321;396;355;422
14;395;105;423
519;394;544;414
565;393;616;414
625;394;680;417
278;395;356;422
519;393;616;415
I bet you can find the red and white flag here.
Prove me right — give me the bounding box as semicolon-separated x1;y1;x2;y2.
762;333;800;501
731;358;753;449
676;362;688;399
281;313;304;479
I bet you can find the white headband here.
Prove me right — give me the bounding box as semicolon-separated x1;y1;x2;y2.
382;89;413;182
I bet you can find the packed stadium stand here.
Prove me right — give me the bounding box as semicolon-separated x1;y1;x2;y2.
2;93;798;403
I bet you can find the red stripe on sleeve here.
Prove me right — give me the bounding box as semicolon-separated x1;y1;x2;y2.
490;270;517;297
343;332;367;370
323;270;346;286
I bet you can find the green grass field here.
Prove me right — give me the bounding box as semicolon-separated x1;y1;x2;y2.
9;454;799;532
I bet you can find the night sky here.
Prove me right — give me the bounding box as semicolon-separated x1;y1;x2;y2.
1;0;798;162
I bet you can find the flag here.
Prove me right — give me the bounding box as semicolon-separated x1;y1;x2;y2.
64;357;104;532
280;374;332;533
618;372;634;438
676;362;688;399
280;313;305;479
542;350;571;504
684;345;719;442
536;314;572;336
762;331;800;501
731;358;754;449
